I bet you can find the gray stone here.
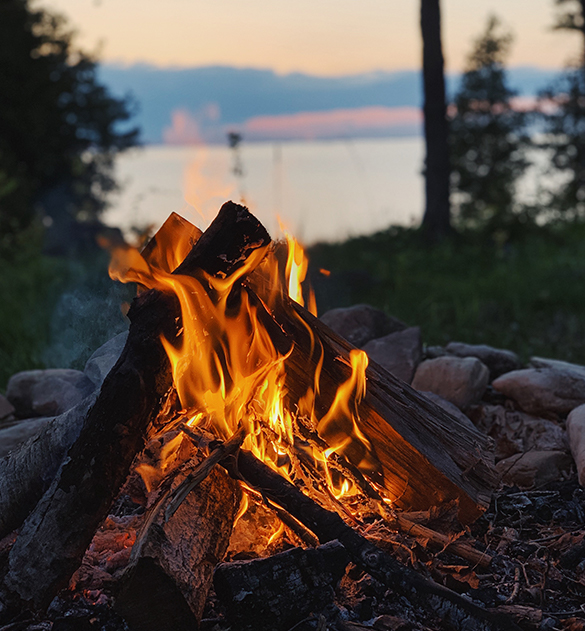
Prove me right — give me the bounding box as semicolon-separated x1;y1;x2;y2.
530;356;585;375
319;304;406;348
0;417;52;458
362;327;422;384
566;404;585;486
84;331;128;387
7;369;95;418
445;342;521;380
492;366;585;416
411;356;490;410
419;391;476;431
0;394;15;420
496;451;573;489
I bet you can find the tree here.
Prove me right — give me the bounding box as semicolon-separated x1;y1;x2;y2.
537;0;585;219
553;0;585;60
0;0;138;247
420;0;451;238
450;16;529;232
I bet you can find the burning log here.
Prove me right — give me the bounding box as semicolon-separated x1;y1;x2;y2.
1;203;270;613
219;448;519;631
115;458;241;631
256;293;496;524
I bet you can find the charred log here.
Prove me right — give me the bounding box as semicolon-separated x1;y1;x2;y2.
222;449;520;631
115;463;240;631
1;202;270;613
214;541;349;631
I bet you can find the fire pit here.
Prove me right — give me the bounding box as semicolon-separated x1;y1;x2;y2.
0;202;508;631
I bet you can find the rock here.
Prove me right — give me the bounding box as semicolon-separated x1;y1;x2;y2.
319;304;406;348
411;356;490;410
529;356;585;374
84;331;128;387
445;342;521;380
496;451;573;489
6;369;95;418
362;327;422;384
0;417;52;458
0;394;15;421
566;404;585;486
425;345;447;359
419;391;476;431
492;367;585;416
472;405;568;461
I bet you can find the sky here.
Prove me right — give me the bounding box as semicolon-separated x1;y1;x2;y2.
42;0;580;76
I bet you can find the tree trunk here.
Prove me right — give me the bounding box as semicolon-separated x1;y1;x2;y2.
420;0;451;238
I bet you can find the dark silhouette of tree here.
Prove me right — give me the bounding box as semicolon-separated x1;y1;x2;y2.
0;0;138;247
450;16;530;232
553;0;585;60
420;0;451;238
537;0;585;219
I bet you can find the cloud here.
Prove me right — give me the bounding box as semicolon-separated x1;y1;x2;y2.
241;106;422;141
162;104;223;145
163;109;203;145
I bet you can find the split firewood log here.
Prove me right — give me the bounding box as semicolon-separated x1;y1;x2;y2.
115;456;241;631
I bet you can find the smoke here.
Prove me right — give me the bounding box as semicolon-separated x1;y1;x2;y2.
42;268;132;371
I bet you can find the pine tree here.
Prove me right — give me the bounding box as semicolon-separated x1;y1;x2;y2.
538;0;585;219
450;16;529;232
0;0;138;245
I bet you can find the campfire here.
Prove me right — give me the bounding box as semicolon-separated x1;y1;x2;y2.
0;203;508;631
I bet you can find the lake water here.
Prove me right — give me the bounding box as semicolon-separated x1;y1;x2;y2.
104;136;547;245
104;137;426;245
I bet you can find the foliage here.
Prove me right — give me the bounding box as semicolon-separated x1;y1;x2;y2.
536;1;585;219
0;0;138;245
308;223;585;365
449;16;530;234
539;68;585;219
552;0;585;39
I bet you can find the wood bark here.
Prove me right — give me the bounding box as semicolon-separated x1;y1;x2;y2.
214;541;349;631
247;283;496;524
222;449;520;631
420;0;451;238
0;392;97;539
0;212;203;542
115;462;240;631
1;202;269;613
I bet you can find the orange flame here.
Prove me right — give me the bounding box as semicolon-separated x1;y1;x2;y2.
107;210;383;513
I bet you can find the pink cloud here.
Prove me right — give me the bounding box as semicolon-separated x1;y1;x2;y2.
241;106;422;141
163;108;203;145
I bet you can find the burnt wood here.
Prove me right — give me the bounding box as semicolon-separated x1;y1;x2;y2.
214;541;349;631
222;449;520;631
1;202;270;613
115;462;240;631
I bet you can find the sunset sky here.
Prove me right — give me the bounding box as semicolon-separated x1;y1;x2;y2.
43;0;580;76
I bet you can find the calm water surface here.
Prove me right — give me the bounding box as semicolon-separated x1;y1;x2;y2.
104;137;425;245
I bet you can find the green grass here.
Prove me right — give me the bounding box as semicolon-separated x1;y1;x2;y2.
308;223;585;364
